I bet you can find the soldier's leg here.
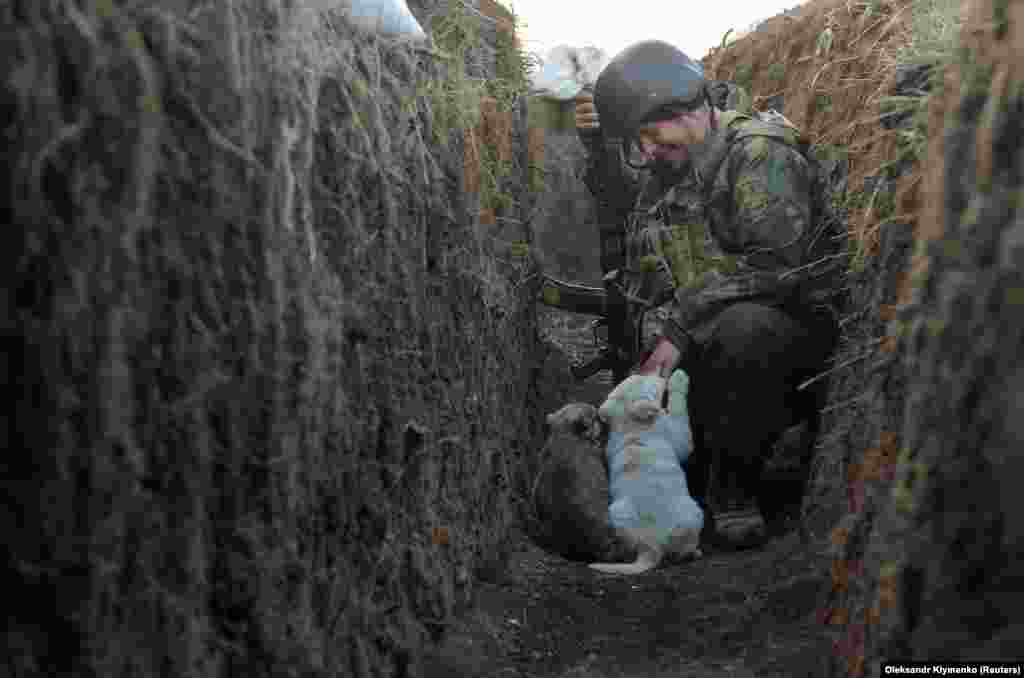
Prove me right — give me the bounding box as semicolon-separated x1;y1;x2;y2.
683;302;836;547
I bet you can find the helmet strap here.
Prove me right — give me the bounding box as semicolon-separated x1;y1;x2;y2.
705;85;718;133
624;137;650;170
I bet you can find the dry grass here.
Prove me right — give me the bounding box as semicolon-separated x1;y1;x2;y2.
891;0;963;67
706;0;961;267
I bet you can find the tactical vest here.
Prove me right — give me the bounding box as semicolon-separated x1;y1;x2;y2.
622;109;838;310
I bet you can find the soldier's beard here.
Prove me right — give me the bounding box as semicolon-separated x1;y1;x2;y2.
651;157;691;185
650;136;711;184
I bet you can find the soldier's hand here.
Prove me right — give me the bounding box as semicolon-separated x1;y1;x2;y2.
634;337;682;379
575;91;600;132
575;91;602;148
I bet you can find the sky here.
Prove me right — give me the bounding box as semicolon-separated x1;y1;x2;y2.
501;0;803;63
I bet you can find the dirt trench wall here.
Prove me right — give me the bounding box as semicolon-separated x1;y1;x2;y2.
708;0;1024;674
527;125;603;286
2;2;543;676
824;0;1024;672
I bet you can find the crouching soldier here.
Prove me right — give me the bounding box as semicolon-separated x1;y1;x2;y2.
575;40;843;549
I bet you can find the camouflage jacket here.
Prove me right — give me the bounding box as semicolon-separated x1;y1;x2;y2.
583;103;843;346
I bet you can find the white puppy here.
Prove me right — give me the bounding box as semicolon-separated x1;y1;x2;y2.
588;371;704;575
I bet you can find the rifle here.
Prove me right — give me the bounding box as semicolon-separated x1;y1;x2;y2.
593;134;637;384
538;271;643;382
537;92;642;383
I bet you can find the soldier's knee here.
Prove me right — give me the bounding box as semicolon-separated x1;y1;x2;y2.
703;303;799;366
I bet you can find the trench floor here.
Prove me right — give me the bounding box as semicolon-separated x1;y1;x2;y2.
423;522;834;678
422;310;837;678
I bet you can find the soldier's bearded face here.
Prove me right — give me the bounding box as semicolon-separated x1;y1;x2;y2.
637;110;709;168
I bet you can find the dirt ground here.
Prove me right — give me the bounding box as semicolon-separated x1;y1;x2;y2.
422;311;836;678
423;519;832;678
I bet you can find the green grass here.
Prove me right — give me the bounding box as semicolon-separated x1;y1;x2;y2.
428;0;533;142
891;0;962;68
833;0;963;279
734;63;753;90
993;0;1009;39
427;0;487;144
425;0;538;222
490;13;535;108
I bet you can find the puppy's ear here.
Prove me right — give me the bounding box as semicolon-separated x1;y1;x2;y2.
547;406;570;432
574;419;594;438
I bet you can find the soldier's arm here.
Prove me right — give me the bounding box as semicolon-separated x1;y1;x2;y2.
714;137;812;270
574;91;640;212
663;138;813;335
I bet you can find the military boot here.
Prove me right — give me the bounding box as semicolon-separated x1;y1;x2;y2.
705;460;768;550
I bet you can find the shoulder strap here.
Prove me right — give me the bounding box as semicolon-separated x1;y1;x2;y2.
694;111;746;191
696;111;812;195
706;81;753;114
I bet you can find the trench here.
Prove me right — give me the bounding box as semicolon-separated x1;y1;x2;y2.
5;0;1023;677
423;309;833;678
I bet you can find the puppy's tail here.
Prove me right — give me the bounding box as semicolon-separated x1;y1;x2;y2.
588;547;662;575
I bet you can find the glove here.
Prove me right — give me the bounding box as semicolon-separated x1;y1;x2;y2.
574;90;603;152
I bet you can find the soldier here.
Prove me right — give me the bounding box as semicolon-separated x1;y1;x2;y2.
575;40;843;549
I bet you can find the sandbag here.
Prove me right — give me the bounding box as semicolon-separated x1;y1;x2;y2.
342;0;427;40
530;45;609;101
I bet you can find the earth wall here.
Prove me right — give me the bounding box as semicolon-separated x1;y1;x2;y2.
707;0;1024;673
2;1;545;675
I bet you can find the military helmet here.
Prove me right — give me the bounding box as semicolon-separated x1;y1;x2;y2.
594;40;707;142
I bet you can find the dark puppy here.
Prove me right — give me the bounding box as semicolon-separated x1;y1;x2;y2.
530;403;631;562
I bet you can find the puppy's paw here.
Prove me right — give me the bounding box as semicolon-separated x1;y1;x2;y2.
668;369;689;394
667;369;690;418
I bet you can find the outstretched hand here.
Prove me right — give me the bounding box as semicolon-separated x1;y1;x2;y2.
634;337;681;380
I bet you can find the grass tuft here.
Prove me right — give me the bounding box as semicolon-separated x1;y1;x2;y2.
890;0;962;68
734;63;754;90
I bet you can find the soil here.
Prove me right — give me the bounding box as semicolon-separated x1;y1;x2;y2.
423;310;836;678
423;524;833;678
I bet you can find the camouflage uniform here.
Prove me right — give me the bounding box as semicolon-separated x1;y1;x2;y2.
583;93;842;521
